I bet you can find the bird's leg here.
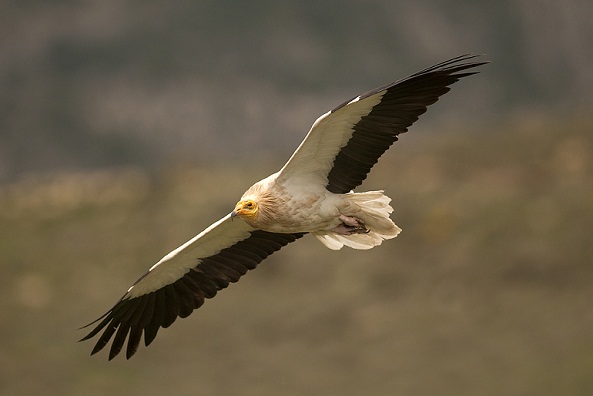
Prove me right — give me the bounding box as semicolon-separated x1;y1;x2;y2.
332;214;369;235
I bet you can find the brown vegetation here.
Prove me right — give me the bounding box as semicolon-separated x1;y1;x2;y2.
1;114;592;395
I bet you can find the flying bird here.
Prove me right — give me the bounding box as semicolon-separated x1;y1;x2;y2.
81;54;486;359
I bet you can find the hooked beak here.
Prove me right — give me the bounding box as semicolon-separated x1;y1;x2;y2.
231;203;243;221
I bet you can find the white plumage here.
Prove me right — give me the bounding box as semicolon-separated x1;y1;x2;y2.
81;55;486;359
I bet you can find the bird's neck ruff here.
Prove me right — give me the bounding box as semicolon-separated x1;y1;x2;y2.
240;183;283;228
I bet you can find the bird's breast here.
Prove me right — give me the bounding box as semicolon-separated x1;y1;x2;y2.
256;188;344;234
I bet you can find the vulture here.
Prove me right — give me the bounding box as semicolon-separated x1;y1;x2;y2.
81;54;486;359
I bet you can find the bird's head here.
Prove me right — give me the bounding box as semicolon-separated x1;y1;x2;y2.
231;199;259;221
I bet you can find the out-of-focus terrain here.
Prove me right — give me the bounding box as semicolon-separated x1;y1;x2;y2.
2;0;593;181
1;114;592;395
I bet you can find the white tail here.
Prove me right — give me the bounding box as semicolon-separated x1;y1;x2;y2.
314;190;401;250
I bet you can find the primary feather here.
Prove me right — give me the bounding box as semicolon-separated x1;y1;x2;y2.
81;54;486;359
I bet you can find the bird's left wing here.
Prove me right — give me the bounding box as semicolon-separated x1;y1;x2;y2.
81;214;304;360
277;55;486;193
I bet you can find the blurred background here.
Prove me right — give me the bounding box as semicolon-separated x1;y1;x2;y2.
1;1;592;395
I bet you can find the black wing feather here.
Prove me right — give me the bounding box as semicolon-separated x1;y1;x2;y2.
81;230;304;359
162;283;179;328
144;289;165;346
326;54;486;193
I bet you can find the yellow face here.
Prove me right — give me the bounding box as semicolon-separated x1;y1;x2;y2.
231;199;258;221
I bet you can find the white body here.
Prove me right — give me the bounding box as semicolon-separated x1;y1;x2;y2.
240;172;401;250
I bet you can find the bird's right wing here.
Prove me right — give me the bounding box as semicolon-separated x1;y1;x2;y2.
277;55;486;193
80;213;304;360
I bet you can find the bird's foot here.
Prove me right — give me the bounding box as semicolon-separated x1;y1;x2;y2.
332;215;369;235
